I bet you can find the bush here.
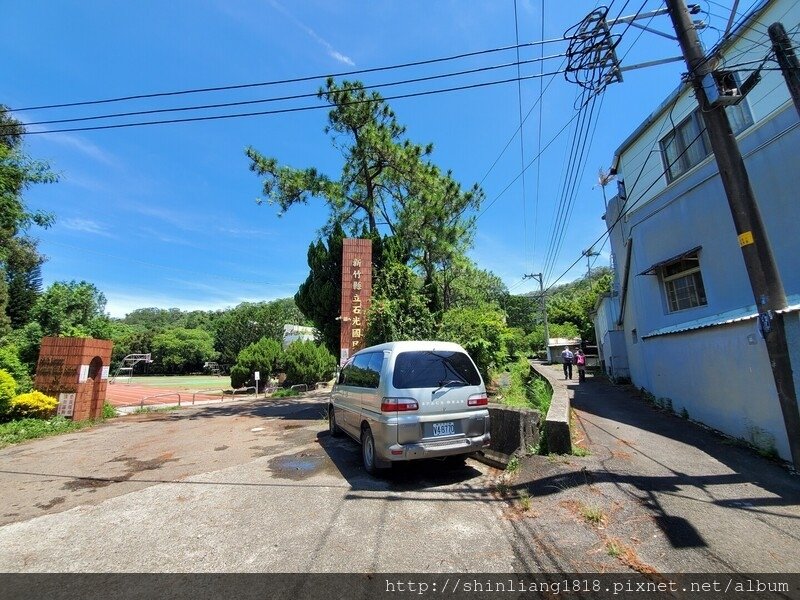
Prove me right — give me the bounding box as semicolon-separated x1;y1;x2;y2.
271;388;300;398
283;341;335;387
8;390;58;420
438;304;510;383
0;344;33;395
102;402;118;419
230;337;284;388
0;369;16;416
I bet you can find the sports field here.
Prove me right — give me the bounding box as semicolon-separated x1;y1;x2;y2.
106;375;241;409
110;375;231;390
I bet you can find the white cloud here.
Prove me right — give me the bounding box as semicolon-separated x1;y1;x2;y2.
24;125;120;168
268;0;355;66
61;218;117;238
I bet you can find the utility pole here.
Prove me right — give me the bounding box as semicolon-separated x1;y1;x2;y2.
665;0;800;469
524;273;551;363
583;247;600;278
769;22;800;117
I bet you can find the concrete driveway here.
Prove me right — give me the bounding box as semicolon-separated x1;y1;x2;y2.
0;392;522;572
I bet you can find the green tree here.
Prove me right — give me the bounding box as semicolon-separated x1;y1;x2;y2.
438;304;510;383
30;280;109;338
247;78;428;236
151;328;217;375
365;262;434;346
213;298;305;367
546;267;612;343
504;294;540;333
0;107;57;336
247;79;483;317
229;337;283;389
436;259;508;312
294;223;344;356
282;340;335;387
5;236;44;329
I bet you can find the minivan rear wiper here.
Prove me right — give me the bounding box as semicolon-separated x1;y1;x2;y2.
438;379;467;387
432;379;468;394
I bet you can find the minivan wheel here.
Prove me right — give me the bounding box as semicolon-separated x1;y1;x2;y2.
328;406;342;437
361;428;377;475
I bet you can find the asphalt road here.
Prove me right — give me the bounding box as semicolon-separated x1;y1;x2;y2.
0;392;521;573
3;384;799;577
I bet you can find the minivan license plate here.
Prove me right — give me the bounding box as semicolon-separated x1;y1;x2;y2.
433;422;455;437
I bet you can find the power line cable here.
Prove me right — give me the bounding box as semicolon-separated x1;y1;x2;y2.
13;69;569;136
16;53;567;128
543;125;709;292
12;39;568;112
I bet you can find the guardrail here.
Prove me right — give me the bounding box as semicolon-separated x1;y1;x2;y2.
290;384;308;393
139;391;181;409
132;385;290;412
231;386;256;398
191;389;226;404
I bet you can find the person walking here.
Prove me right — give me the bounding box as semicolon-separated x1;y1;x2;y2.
576;349;586;382
561;346;574;380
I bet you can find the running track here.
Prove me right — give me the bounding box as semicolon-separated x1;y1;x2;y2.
105;383;232;408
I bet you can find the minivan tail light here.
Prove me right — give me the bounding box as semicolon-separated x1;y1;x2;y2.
468;394;488;407
381;397;419;412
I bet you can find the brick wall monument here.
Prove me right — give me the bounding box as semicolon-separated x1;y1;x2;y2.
340;238;372;365
34;337;114;421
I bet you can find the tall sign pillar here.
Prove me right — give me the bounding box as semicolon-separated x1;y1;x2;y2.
339;239;372;365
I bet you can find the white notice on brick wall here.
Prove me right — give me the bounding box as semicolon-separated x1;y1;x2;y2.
57;393;75;417
78;364;89;383
101;366;110;380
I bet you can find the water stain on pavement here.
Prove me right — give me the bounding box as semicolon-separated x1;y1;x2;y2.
35;497;65;510
109;453;179;473
63;453;180;492
268;451;330;480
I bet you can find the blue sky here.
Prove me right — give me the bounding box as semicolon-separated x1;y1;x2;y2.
2;0;747;317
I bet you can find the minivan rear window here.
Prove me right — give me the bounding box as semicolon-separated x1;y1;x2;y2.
392;351;481;389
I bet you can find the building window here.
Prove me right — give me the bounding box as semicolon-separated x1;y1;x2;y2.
660;112;710;182
661;252;707;312
660;94;752;183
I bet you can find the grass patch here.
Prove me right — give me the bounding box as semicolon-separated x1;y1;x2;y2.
102;402;118;419
572;445;591;457
580;505;605;525
506;455;520;474
271;388;301;398
132;405;181;414
606;539;623;557
0;416;94;447
528;377;552;414
518;490;532;512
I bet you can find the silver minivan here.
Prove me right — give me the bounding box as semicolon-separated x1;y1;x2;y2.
328;340;491;474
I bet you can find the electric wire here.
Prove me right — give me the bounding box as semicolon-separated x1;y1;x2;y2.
13;69;569;136
11;39;568;113
15;53;568;128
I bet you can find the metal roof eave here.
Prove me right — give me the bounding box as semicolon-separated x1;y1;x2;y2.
638;245;702;276
642;294;800;339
